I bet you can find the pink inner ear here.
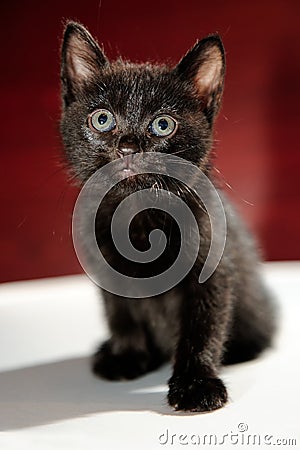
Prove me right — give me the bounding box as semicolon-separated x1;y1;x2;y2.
69;50;91;80
66;36;98;84
194;47;223;98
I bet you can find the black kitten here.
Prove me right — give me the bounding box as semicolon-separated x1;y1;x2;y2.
60;22;276;412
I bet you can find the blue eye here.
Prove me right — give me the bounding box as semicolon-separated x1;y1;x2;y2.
89;109;116;132
149;115;177;137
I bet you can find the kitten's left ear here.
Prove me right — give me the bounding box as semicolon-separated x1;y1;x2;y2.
175;35;225;120
61;21;108;105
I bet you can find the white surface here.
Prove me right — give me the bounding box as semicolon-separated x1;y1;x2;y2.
0;262;299;449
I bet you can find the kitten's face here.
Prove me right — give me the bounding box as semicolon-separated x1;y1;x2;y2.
60;23;225;185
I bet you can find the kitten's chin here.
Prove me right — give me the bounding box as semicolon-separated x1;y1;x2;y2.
120;168;136;180
113;172;157;195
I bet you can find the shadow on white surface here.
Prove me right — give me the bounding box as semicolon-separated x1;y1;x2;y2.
0;351;277;431
0;357;175;430
0;264;299;444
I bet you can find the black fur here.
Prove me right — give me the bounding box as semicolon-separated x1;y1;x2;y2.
60;22;276;412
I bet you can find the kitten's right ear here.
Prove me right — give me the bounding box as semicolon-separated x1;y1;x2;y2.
175;35;225;121
61;22;108;105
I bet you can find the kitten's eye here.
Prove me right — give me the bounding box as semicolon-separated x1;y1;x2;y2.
89;109;116;132
149;115;177;137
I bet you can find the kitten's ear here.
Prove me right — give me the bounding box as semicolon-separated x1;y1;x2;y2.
61;22;108;105
175;35;225;120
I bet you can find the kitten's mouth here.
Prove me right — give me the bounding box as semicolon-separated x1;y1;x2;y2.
119;154;137;179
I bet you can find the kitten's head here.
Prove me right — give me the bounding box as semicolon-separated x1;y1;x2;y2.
60;22;225;184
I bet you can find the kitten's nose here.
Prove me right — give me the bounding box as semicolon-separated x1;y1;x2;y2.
117;136;140;158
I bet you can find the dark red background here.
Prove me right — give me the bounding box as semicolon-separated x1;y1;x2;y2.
1;0;299;283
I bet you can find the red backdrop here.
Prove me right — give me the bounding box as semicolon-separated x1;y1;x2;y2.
1;0;299;282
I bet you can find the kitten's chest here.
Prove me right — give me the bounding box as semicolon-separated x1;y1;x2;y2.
97;207;179;250
95;200;181;277
93;185;206;279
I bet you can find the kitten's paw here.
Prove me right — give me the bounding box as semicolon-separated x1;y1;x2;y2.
92;340;160;380
168;375;228;412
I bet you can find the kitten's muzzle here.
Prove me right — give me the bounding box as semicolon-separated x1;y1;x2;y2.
117;137;141;172
116;142;140;158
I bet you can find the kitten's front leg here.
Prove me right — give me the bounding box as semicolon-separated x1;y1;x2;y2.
168;270;232;412
93;291;166;380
